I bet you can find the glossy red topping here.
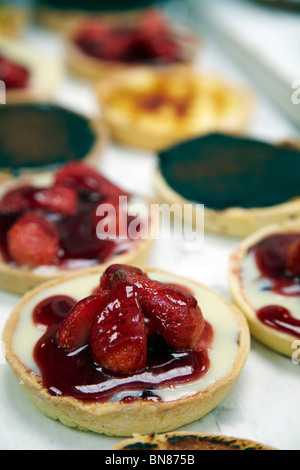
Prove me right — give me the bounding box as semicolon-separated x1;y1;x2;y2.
249;233;300;338
73;9;183;65
0;55;30;90
57;265;205;374
33;266;212;401
0;162;136;267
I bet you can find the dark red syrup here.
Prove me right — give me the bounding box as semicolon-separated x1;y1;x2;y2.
257;305;300;339
0;185;134;267
32;288;213;403
249;233;300;337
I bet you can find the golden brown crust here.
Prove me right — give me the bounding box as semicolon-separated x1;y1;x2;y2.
2;268;250;436
229;219;300;356
96;67;253;151
112;431;276;450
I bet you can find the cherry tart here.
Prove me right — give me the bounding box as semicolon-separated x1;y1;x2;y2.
112;431;275;450
66;9;198;81
96;67;253;151
0;37;62;103
3;265;249;436
0;163;154;294
229;220;300;357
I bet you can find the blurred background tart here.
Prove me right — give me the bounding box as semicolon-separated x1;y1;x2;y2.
96;67;252;151
65;9;199;81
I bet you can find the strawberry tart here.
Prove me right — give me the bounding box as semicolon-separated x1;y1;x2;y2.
229;220;300;356
66;9;198;81
0;163;154;294
3;264;250;436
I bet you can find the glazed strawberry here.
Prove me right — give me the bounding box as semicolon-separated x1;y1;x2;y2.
54;162;127;198
99;264;148;289
56;292;108;351
7;212;60;266
32;186;78;215
0;55;29;90
0;185;34;214
286;238;300;276
90;280;147;374
125;272;204;351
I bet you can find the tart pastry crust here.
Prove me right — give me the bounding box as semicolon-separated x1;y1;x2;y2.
0;37;63;104
229;219;300;356
96;67;253;151
112;431;275;450
3;268;250;436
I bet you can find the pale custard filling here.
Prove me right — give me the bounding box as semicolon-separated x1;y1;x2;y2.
12;271;241;402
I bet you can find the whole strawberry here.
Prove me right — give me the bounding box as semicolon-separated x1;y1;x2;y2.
90;279;147;374
7;212;60;266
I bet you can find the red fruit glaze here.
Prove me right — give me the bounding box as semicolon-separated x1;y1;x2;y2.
7;212;59;266
285;238;300;276
0;55;30;90
249;233;300;337
90;280;147;374
56;292;109;351
257;305;300;339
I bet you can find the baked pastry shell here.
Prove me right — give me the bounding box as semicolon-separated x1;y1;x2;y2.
229;219;300;356
155;166;300;238
112;431;276;450
2;268;250;436
96;68;254;151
